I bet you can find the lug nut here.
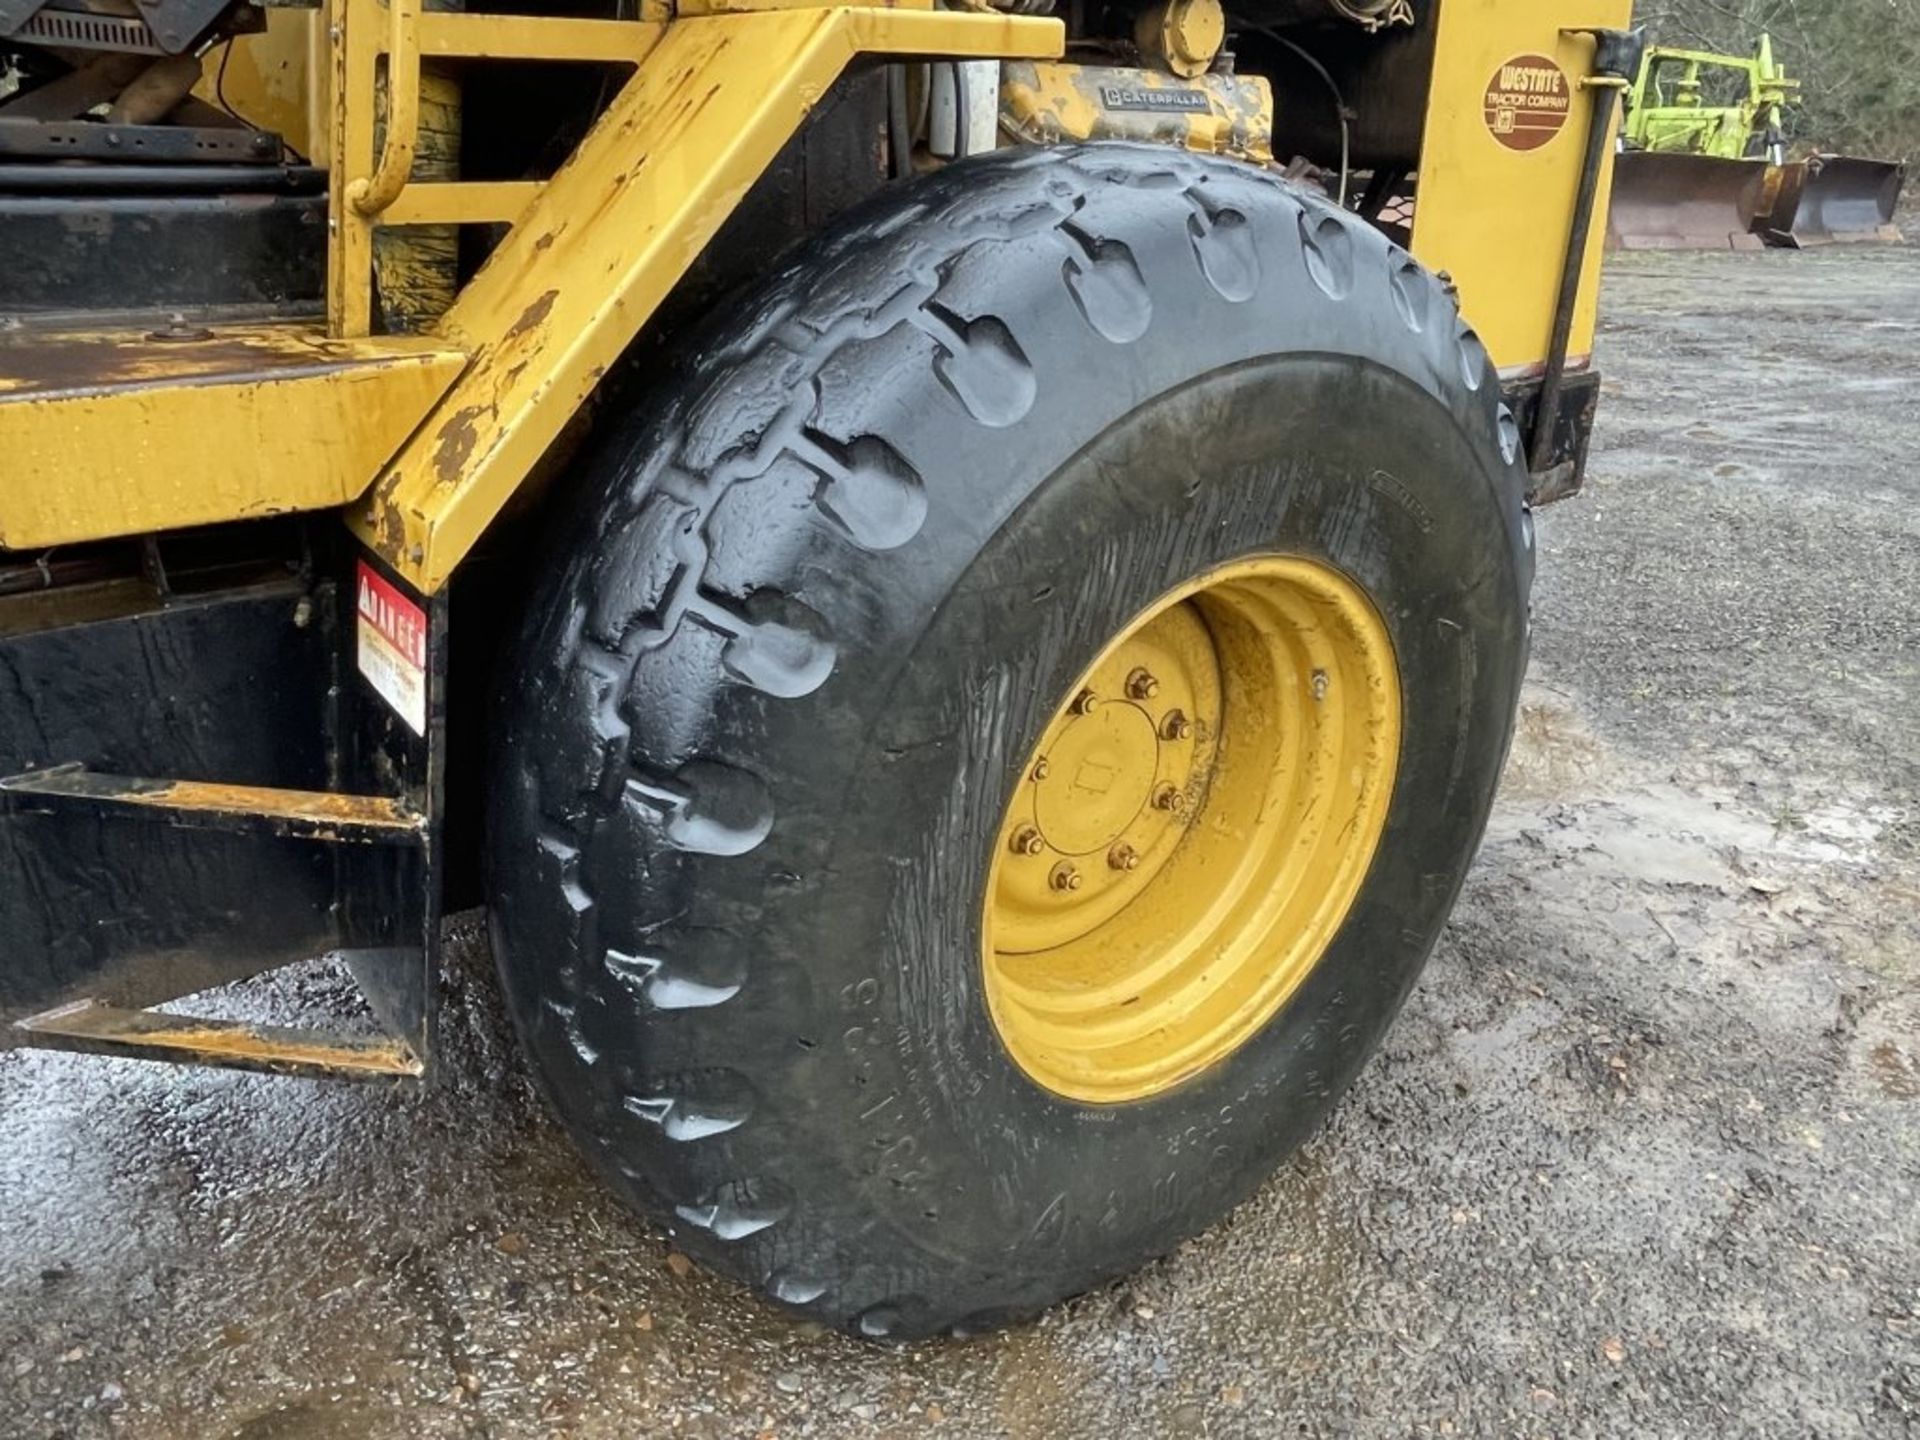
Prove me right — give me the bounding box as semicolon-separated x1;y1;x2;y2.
1070;688;1098;716
1126;668;1160;700
1009;825;1045;856
1153;784;1186;813
1030;758;1050;782
1108;844;1141;872
1049;862;1083;892
1311;668;1330;701
1160;710;1192;741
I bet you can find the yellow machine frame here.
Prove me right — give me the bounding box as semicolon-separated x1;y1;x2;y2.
0;0;1627;586
1413;0;1632;374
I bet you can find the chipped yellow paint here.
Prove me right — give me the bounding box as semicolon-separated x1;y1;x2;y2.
1411;0;1634;371
0;326;466;550
351;6;1063;591
1000;59;1272;163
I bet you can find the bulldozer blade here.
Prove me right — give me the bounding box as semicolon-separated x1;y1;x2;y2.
1761;155;1907;246
1607;152;1770;251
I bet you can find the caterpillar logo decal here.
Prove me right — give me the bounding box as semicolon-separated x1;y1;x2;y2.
1483;54;1572;151
1100;85;1211;114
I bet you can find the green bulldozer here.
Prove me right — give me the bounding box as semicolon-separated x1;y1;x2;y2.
1608;33;1907;249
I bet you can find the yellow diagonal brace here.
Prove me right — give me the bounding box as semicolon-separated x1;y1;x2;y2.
350;7;1062;591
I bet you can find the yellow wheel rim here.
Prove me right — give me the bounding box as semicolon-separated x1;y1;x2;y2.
983;555;1402;1105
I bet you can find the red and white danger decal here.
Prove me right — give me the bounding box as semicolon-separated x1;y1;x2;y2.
1483;54;1573;152
356;560;428;736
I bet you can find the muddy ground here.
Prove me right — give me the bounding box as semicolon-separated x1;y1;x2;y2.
4;246;1919;1440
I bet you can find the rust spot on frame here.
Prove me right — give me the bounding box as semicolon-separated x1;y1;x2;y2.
507;288;560;340
433;404;491;484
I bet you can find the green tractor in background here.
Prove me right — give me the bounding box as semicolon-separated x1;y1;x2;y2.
1608;33;1907;249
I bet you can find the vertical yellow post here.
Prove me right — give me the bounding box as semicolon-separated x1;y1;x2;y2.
327;0;381;337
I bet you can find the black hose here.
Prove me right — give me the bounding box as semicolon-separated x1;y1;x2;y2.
1244;24;1350;204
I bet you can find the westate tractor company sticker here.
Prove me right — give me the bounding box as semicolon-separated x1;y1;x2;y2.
356;560;428;736
1483;54;1573;151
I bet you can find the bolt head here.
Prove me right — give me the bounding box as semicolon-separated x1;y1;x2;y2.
1161;710;1192;741
1070;688;1098;716
1049;862;1082;892
1010;825;1045;856
1153;784;1186;813
1126;668;1161;700
1030;758;1050;782
1108;844;1141;872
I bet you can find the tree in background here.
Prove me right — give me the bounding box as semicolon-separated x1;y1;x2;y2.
1633;0;1920;158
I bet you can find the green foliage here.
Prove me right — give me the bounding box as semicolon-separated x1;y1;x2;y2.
1632;0;1920;158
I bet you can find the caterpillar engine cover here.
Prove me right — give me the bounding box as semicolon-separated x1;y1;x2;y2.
999;60;1274;164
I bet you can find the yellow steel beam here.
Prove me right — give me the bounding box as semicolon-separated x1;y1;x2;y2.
326;0;381;337
417;11;665;61
383;179;544;226
0;326;465;551
676;0;930;13
351;6;1062;590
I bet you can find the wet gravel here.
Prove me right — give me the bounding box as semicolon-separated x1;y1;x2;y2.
3;246;1919;1439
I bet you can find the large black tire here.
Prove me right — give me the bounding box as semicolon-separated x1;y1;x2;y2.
489;142;1532;1339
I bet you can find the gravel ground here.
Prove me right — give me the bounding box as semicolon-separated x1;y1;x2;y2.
3;245;1918;1440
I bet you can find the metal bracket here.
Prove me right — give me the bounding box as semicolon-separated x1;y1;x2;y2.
0;117;283;164
1528;25;1643;479
0;766;427;845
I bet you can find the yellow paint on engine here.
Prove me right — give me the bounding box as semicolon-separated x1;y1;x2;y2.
1000;60;1273;164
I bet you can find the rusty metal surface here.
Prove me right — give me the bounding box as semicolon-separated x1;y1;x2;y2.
1606;151;1769;251
14;1000;422;1078
1752;157;1808;247
1767;155;1907;247
1504;367;1602;506
0;767;427;845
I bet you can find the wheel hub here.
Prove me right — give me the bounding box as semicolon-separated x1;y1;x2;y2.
994;602;1215;957
983;555;1402;1105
